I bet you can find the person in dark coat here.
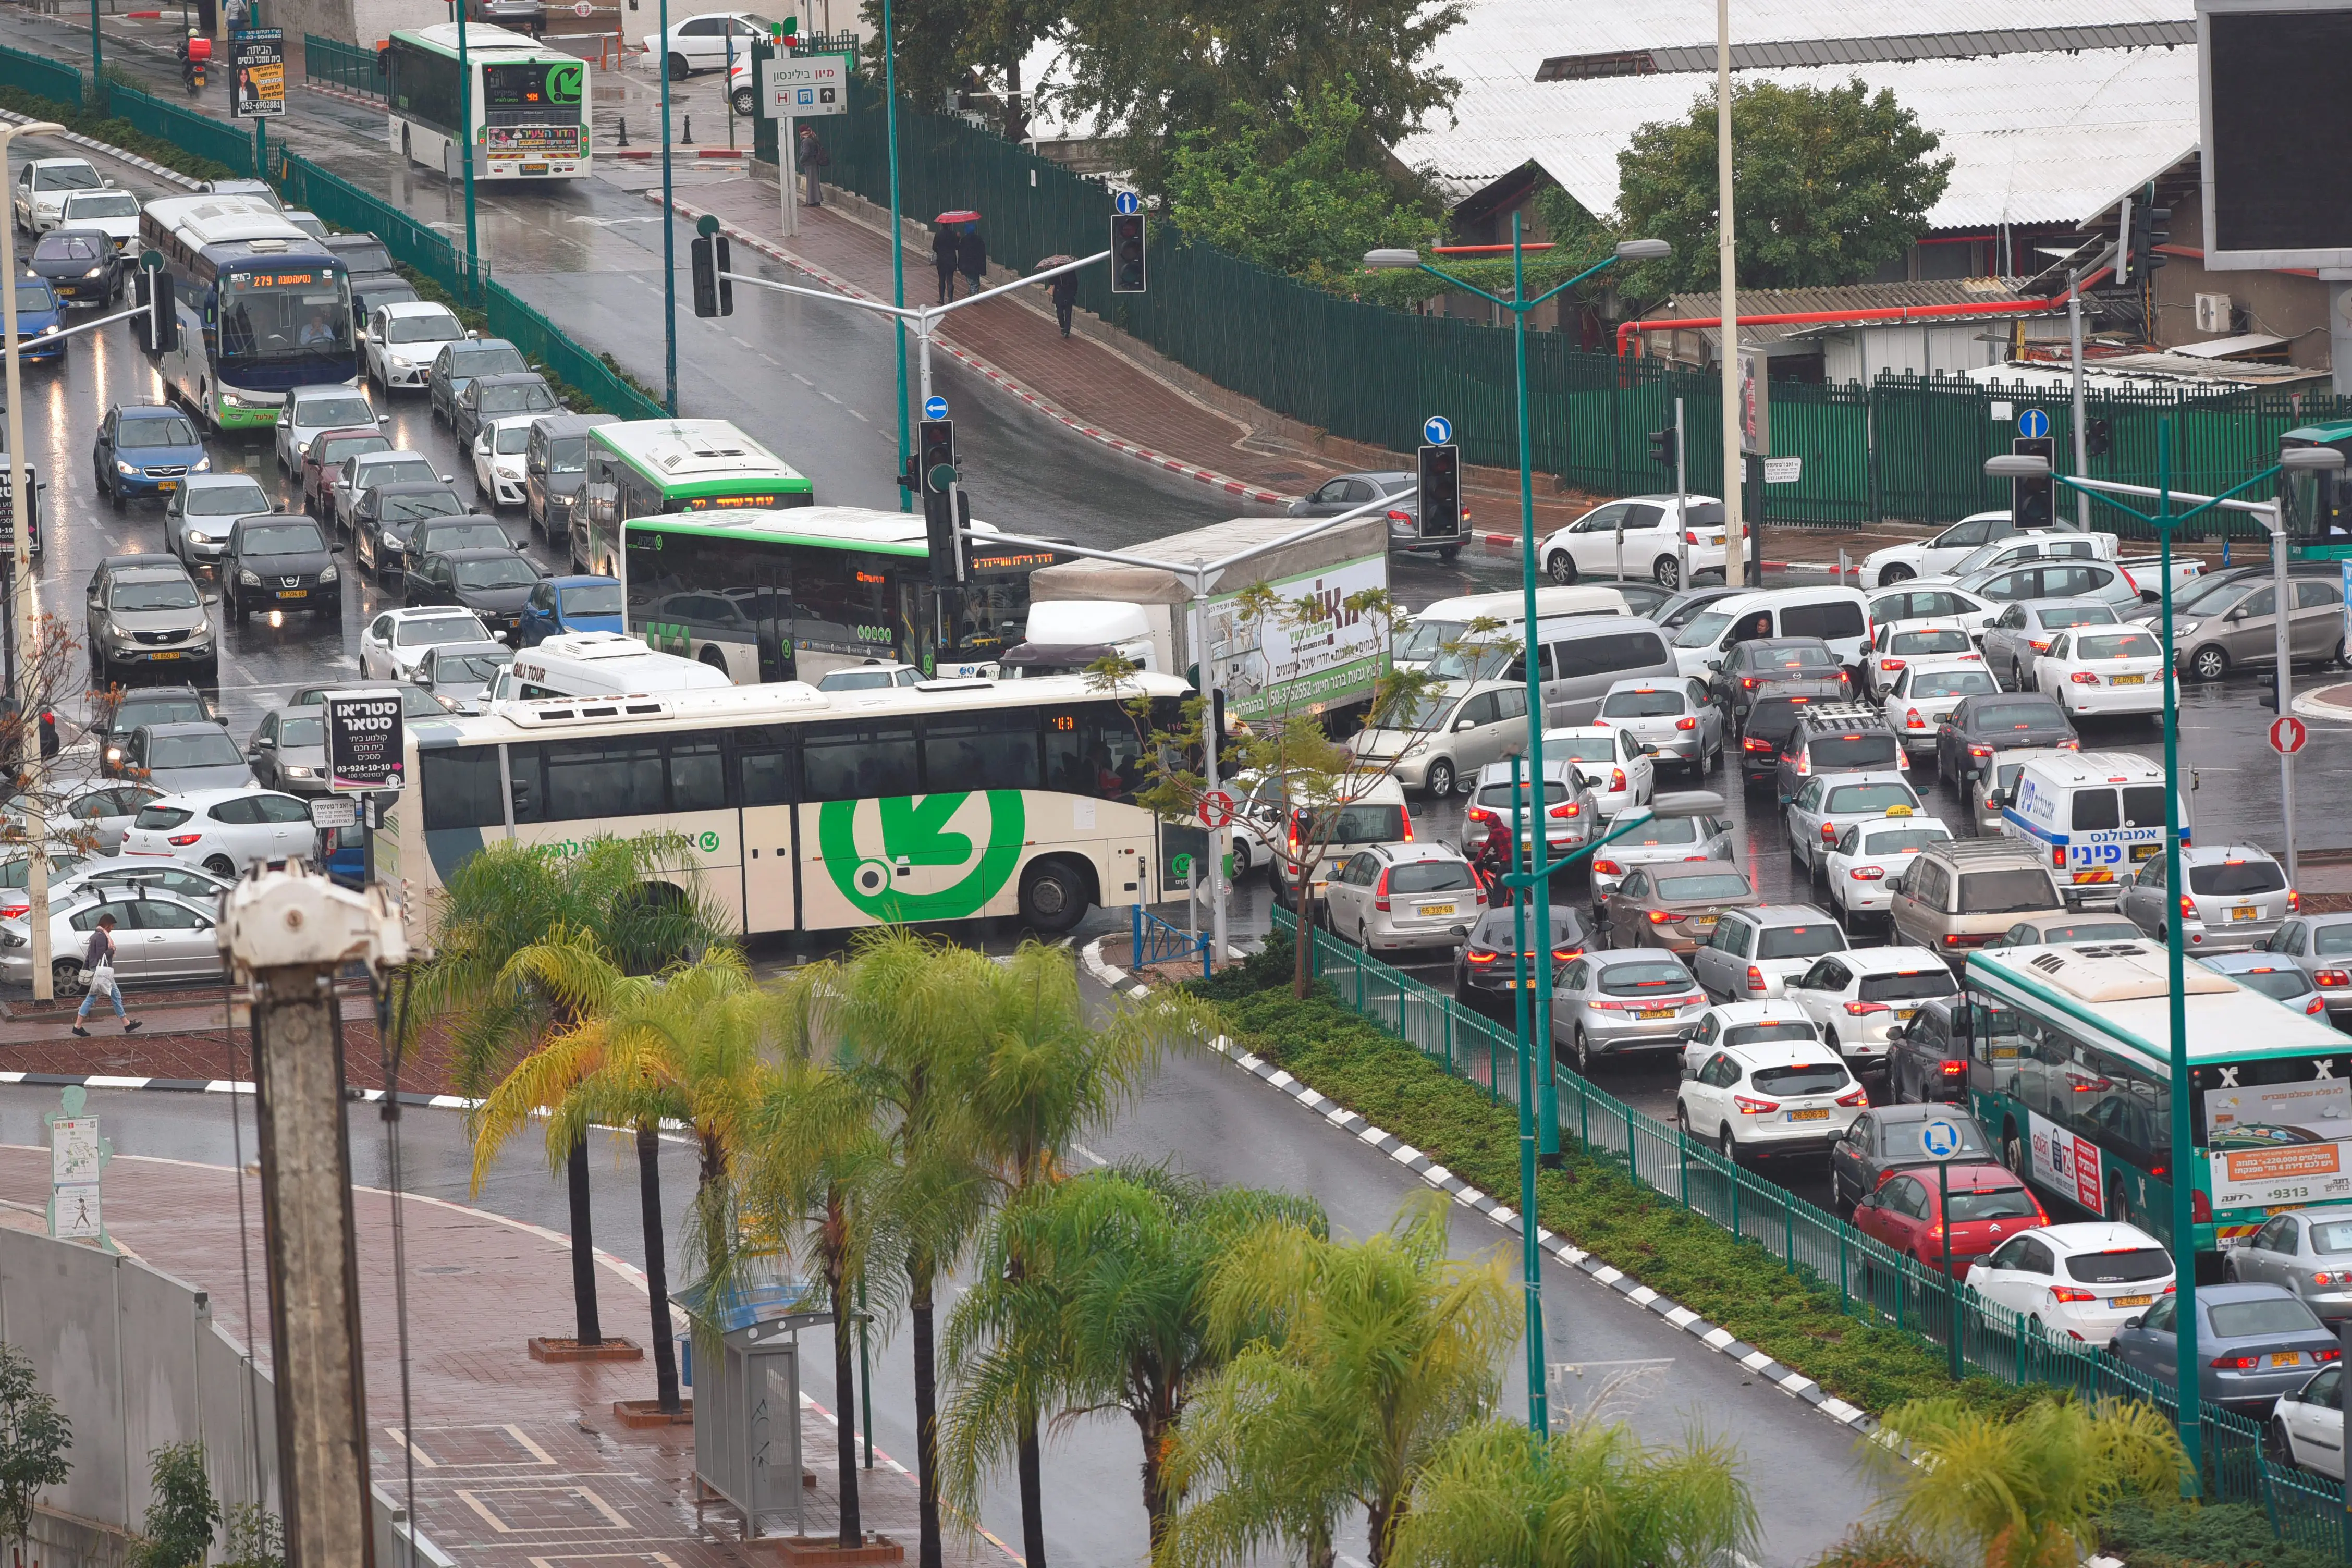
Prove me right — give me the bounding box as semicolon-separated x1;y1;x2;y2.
1049;271;1078;337
957;226;987;297
932;224;959;304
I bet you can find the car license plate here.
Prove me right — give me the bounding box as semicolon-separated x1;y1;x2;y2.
2272;1352;2302;1367
2112;1294;2153;1308
2131;843;2160;861
1896;1007;1919;1020
2231;905;2258;921
276;589;307;599
2113;674;2145;685
1690;915;1717;928
1790;1108;1829;1121
156;480;176;492
149;650;179;660
1637;1007;1675;1020
1419;903;1456;917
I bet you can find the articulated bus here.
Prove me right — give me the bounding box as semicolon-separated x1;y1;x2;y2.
1962;940;2351;1259
571;418;813;575
385;25;592;182
380;671;1186;938
138;196;358;431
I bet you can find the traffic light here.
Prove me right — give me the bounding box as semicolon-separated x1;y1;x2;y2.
2133;202;2172;281
2085;417;2112;461
919;418;959;583
2011;435;2056;529
1110;212;1146;294
1648;428;1672;470
1416;443;1461;540
690;233;732;317
143;268;176;354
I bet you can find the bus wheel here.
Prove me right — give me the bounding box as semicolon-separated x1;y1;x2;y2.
2104;1175;2129;1224
1019;858;1088;934
2003;1125;2028;1181
697;647;729;677
402;126;412;163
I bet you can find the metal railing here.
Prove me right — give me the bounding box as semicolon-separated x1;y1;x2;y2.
0;43;80;109
483;278;669;420
1130;904;1210;980
1264;906;2346;1518
302;33;384;99
100;79;253;176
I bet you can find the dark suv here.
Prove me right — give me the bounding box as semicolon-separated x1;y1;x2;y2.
1773;703;1907;805
1709;638;1851;732
1933;693;2078;784
1884;994;1975;1104
223;516;338;621
1735;677;1848;789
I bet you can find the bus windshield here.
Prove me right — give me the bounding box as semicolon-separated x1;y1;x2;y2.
218;264;353;365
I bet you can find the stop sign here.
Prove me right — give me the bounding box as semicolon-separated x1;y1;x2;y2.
2271;714;2309;755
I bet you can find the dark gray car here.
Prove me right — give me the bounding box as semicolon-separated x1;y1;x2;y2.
84;554;216;681
244;704;329;796
352;480;468;580
122;721;254;793
429;338;530;427
1933;692;2078;783
525;412;617;542
223;516;339;621
2109;1284;2341;1412
413;641;514;713
452;372;558;449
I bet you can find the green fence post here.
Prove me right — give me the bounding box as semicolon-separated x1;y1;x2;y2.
1625;1102;1637;1179
1678;1124;1688;1209
1839;1224;1849;1310
1784;1189;1795;1271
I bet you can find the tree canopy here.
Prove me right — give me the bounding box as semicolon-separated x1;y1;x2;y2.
1614;78;1953;293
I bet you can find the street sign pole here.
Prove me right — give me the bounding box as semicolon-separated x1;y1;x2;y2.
1920;1114;1966;1380
781;110;796;239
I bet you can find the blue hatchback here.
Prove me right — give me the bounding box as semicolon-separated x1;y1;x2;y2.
10;275;63;363
519;574;625;646
93;402;210;509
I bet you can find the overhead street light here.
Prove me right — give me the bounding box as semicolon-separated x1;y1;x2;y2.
1982;452;2054;478
1613;238;1674;260
2280;445;2348;471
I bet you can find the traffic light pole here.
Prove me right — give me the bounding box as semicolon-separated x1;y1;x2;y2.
2069;267;2090;531
1674;397;1688;587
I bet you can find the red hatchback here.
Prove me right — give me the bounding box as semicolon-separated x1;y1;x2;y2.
300;426;390;520
1852;1161;2048;1276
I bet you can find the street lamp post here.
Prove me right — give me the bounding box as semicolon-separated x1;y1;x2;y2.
655;0;676;413
880;0;908;511
1363;230;1669;1176
1983;435;2345;1485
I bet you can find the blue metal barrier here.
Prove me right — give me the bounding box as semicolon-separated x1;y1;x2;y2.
1132;903;1211;980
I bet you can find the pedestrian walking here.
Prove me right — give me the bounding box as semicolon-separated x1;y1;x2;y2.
1050;270;1077;337
798;124;828;208
932;223;959;304
70;915;141;1038
957;225;987;298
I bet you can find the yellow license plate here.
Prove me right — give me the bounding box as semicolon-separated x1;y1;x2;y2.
2231;905;2258;921
1897;1007;1919;1020
149;650;179;660
1690;915;1717;927
2273;1352;2302;1367
1637;1007;1675;1020
2131;843;2159;861
1419;904;1456;917
522;163;549;175
1790;1108;1830;1121
156;480;176;491
2112;1294;2153;1308
2113;674;2145;685
276;589;307;599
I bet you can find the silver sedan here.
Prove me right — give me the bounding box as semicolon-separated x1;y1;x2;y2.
1594;676;1723;779
0;885;226;993
1551;948;1709;1076
2225;1206;2352;1324
1979;598;2121;692
2264;914;2352;1024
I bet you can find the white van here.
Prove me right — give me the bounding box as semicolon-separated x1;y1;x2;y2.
482;630;736;712
1670;586;1873;678
1999;750;2190;909
1392;585;1628;673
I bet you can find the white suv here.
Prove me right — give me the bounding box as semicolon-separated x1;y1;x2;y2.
1676;1040;1866;1166
1782;946;1958;1071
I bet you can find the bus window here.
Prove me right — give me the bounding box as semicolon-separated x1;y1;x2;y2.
670;739;727;812
738;745;796;807
922;715;1040;793
803;722;920;801
420;745;503;828
545;738;666;820
1042;702;1145;801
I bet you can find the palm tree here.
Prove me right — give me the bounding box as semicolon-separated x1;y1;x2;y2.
1385;1415;1759;1568
1155;1191;1520;1568
941;1166;1326;1551
1871;1397;2187;1568
422;833;721;1349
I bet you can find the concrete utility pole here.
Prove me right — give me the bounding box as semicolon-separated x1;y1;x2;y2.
1714;0;1744;585
222;866;409;1568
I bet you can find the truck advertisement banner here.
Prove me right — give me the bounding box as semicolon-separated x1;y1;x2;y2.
1206;554;1387;721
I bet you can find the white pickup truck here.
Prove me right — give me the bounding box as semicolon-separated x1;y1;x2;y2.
1861;513;2199;602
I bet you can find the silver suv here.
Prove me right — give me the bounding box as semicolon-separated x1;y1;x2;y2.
84;554;216;682
1690;904;1849;1001
2118;844;2294;953
1319;841;1484;957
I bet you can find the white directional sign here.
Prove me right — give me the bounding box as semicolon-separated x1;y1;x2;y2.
763;54;849;118
1762;456;1803;484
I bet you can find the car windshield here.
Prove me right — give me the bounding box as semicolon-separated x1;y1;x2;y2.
360;458;437;488
1957;869;2061;914
35;164;99;189
63;191;136;217
187;481;270;516
386;312;460;344
335;240;394;272
1725;1022;1820;1048
1824;783;1917;814
1913;670;1999;699
1750;1061;1849;1096
34;234;100;262
1601;689;1683;718
2064;1247;2172;1283
1880;1117;1991;1160
561;582;623;615
480;383;556;415
1757;924;1845;959
1946;1185;2038;1221
1675;611;1734;649
1893;630;1971;655
2191;860;2288;896
383;492;463;523
1597;961;1693;996
110;575;200;610
1974;700;2065;731
118;414;198;448
416;524;510;553
493;424;532;454
134;805;192;830
453;556;538;590
2078;632;2160;659
279;716;324;747
2209;1298;2326;1337
2039;604;2117;629
1861;827;1952;856
396;616;486;647
243;523;324;554
1811;734;1900;768
11;281;53;311
1655;872;1752;901
436;651;512;683
1475;780;1569;807
1304;804;1406;843
1390;861;1474;894
296;395;375;428
150;732;243;768
1426;645;1518;682
318;435;389;464
1859;968;1958;1002
1387;691;1453;730
2228;967;2314;1001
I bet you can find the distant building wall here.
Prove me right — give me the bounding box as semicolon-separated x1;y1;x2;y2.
2153;202;2331;369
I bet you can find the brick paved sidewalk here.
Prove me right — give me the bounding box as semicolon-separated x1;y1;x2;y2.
0;990;460;1094
0;1146;995;1566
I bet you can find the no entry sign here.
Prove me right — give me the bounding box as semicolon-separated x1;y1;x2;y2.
1198;790;1236;829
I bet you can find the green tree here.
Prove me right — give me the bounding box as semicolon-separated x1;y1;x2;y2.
865;0;1056;142
1386;1416;1758;1568
1613;79;1953;293
128;1441;219;1568
1871;1396;2186;1568
1164;84;1435;287
1055;0;1465;191
1156;1192;1518;1568
0;1341;71;1568
421;834;726;1350
942;1166;1326;1550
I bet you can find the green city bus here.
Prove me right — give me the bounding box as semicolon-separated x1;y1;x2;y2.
2280;419;2352;557
571;418;814;575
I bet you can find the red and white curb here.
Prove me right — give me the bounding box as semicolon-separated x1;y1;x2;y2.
302;80;385;112
0;106;200;190
1079;935;1876;1435
606;147;749;160
657;192;1296;507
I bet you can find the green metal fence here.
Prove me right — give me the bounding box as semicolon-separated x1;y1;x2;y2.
302;33;383;99
277;152;460;291
101;80;253;176
0;44;82;111
1264;905;2348;1521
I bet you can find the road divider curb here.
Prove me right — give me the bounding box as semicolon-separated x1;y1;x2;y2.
655;192;1296;508
0;103;200;190
1080;934;1879;1437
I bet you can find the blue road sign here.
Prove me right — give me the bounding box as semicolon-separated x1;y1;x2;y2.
1920;1118;1965;1160
1114;191;1140;216
2019;408;2051;439
923;395;948;420
1423;414;1453;445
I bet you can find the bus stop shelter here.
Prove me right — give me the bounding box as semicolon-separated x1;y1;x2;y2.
673;1276;831;1542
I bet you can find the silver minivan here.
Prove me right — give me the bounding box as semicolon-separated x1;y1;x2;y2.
1417;617;1678;731
1350;679;1529;799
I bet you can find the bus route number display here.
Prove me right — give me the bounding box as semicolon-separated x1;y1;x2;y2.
324;689;405;793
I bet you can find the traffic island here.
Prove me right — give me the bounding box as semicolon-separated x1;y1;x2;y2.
611;1397;695;1427
526;1335;642;1363
763;1535;905;1565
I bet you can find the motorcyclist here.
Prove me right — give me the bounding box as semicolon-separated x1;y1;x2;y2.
179;31;211;92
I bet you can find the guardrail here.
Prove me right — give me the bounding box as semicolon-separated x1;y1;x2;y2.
102;79;253;175
1265;906;2344;1534
303;32;383;99
1131;903;1210;979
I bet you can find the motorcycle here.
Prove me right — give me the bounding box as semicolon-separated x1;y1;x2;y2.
179;33;210;96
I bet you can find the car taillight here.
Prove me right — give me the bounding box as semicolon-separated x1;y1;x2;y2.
1374;869;1391;912
1610;768;1626;793
1552;947;1583;961
1647;910;1674;924
1849;866;1885;880
0;900;24;918
2180;894;2197;919
1941;1059;1966;1076
2049;1287;2098;1304
1401;805;1414;843
2321;1348;2346;1362
1881;657;1906;674
1745;965;1767;992
2212;1355;2260;1370
1684;530;1701;544
1732;1094;1780;1115
1795;754;1812;776
1386;509;1413;524
1593;859;1621;876
1743;736;1773;753
1551;800;1582;819
2318;969;2351;987
1675;715;1696;731
1465;949;1499;966
1905;707;1925;729
2192;1189;2212;1223
1288;812;1300;853
2028;639;2051;654
2052;846;2066;869
1820;823;1839;843
1835;1085;1868;1106
1844;1000;1890;1015
1968;743;1993;760
2057;738;2080;750
1741;676;1760;689
2290;890;2302;913
2311;997;2328;1016
2122;566;2141;594
2315;1270;2349;1287
1467;805;1495;829
167;833;201;846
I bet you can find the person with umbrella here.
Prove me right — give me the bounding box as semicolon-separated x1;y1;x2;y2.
957;222;988;298
932;216;963;303
1037;254;1079;337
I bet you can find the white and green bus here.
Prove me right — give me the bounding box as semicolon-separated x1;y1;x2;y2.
139;196;359;431
385;24;592;183
1962;940;2352;1257
570;418;814;575
382;670;1186;937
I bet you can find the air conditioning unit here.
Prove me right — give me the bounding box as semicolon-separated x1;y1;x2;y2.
2195;292;2233;334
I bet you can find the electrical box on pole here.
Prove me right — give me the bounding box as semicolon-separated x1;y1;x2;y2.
1416;442;1462;541
2011;435;2057;527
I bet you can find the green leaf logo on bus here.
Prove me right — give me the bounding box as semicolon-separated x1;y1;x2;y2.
818;792;1025;921
547;63;585;104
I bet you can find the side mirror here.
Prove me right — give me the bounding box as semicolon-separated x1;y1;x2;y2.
274;504;286;512
2122;1315;2143;1331
1680;1064;1698;1081
1454;718;1476;732
1674;1024;1699;1041
440;474;455;484
378;413;390;423
203;592;219;605
1705;659;1723;672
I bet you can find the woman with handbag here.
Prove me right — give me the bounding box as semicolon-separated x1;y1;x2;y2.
71;915;141;1038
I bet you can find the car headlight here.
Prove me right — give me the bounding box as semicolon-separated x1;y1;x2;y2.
80;267;99;279
238;569;261;586
193;456;209;473
284;764;315;778
390;356;411;369
1402;740;1427;757
115;459;135;475
185;528;212;544
38;324;58;336
318;566;339;584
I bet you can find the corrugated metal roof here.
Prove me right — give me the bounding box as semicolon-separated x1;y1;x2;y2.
1538;20;2196;77
1638;279;2054;347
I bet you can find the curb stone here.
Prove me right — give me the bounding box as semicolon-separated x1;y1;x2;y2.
0;106;203;190
1081;935;1880;1438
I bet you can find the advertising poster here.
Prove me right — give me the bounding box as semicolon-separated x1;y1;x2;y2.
324;688;405;792
2210;1141;2352;1210
2028;1109;2105;1209
2205;1076;2352;1142
231;28;285;119
1207;555;1388;720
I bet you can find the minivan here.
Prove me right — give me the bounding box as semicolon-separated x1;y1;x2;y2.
1415;616;1680;730
524;412;618;542
1671;587;1872;679
2147;572;2348;684
1999;751;2186;908
1392;586;1630;673
1237;772;1414;912
1349;678;1529;799
1887;838;2065;959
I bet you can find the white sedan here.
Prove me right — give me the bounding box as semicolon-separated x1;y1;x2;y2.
1867;583;2000;636
1538;494;1725;591
1540;724;1656;818
13;158;106;235
1862;620;1978;700
1964;1221;2173;1345
640;10;768;76
1823;814;1955;929
1860;511;2016;586
473;413;536;511
360;606;494;682
2030;626;2167;719
368;300;467;391
1880;658;1999;758
118;787;318;877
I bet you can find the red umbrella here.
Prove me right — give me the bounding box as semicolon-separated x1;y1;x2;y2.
936;209;982;225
